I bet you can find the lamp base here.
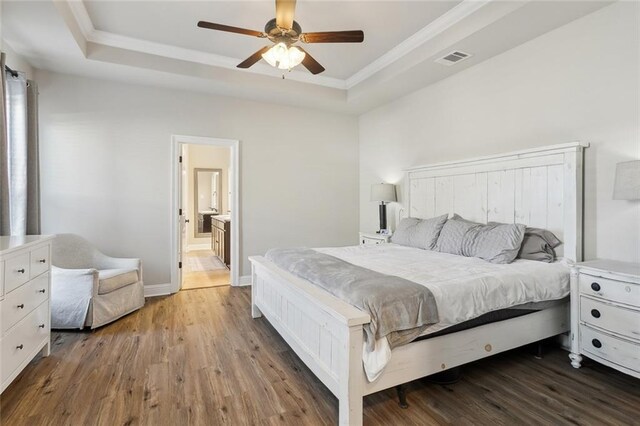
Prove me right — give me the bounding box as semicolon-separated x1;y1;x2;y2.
378;202;387;233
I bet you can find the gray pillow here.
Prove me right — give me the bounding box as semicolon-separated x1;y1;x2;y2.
391;214;448;250
517;228;562;262
437;214;526;264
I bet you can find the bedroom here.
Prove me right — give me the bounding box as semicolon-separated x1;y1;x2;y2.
0;0;638;424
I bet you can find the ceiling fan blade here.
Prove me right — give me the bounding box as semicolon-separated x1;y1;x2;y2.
275;0;296;30
297;47;325;75
300;30;364;43
198;21;266;38
237;46;271;69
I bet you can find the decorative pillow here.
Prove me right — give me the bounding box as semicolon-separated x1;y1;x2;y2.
517;227;562;262
391;214;448;250
437;214;526;264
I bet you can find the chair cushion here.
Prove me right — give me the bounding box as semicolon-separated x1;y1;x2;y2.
98;269;139;295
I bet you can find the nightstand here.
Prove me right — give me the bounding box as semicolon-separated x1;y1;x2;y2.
359;232;391;245
569;259;640;379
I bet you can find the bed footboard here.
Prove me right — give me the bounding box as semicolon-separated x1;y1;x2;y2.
249;256;370;425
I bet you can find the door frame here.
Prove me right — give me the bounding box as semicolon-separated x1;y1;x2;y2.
170;135;240;292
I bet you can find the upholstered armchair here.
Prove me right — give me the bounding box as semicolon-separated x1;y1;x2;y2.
50;234;144;329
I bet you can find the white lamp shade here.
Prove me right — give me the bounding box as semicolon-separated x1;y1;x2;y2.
613;160;640;200
371;183;397;202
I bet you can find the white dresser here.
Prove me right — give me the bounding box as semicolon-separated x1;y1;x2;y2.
569;259;640;379
0;235;54;393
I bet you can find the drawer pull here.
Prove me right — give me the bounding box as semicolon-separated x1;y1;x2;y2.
38;259;46;264
38;289;46;293
591;309;601;318
592;339;602;349
17;304;25;309
17;268;25;274
16;344;24;350
38;324;46;328
591;282;601;292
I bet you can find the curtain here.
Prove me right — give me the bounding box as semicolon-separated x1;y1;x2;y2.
1;55;40;236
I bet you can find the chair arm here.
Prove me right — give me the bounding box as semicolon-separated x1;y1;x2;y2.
94;255;142;279
51;266;100;296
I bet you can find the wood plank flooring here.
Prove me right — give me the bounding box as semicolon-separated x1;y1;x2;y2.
1;286;639;425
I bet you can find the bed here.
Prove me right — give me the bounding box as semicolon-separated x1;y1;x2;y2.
249;142;588;425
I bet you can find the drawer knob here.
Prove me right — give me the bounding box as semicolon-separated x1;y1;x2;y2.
38;259;46;264
17;304;25;309
38;289;46;294
17;268;25;274
592;339;602;349
591;282;601;292
16;344;24;350
591;309;601;318
38;324;45;328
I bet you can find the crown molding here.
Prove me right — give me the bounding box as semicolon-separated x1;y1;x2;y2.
66;0;95;39
345;0;490;89
62;0;492;92
87;29;346;89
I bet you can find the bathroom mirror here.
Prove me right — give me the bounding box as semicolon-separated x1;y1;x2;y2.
194;168;222;238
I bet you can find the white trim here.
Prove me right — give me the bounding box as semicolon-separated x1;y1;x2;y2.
144;283;172;298
66;0;95;39
171;135;241;294
345;0;491;89
238;275;252;287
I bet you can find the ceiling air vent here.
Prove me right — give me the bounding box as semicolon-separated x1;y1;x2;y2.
435;51;472;66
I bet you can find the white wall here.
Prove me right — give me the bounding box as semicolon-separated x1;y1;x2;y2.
185;144;230;247
37;71;359;285
359;2;640;263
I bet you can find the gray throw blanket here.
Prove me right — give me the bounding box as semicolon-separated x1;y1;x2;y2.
265;248;439;351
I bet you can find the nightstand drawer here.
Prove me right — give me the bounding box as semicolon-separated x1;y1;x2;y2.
580;326;640;374
579;274;640;308
580;296;640;340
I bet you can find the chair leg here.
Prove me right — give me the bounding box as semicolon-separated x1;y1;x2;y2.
396;384;409;409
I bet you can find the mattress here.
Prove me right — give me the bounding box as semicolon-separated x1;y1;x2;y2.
315;243;571;381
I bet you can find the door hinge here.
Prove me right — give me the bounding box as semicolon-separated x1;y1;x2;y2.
179;208;182;216
179;261;182;269
179;155;183;163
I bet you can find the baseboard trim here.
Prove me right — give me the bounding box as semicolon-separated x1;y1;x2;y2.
237;275;251;287
144;283;173;298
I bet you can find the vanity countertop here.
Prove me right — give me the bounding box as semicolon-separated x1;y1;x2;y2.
211;215;231;223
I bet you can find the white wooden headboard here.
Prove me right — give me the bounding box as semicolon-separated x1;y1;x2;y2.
403;142;588;262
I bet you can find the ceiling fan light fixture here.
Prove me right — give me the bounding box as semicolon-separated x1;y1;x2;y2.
261;42;306;70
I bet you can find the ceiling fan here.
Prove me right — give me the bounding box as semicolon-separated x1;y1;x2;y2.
197;0;364;75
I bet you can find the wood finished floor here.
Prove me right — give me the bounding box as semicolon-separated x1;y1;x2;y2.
2;286;639;425
182;250;230;290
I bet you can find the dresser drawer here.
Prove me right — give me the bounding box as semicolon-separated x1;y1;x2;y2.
1;301;49;384
580;296;640;341
581;326;640;374
4;253;31;293
30;245;50;278
579;273;640;308
2;273;49;333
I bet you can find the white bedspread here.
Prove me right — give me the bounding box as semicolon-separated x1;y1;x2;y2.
316;244;570;381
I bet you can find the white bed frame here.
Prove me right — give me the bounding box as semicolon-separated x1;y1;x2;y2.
249;142;588;425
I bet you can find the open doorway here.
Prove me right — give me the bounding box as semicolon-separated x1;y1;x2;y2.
171;136;240;293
